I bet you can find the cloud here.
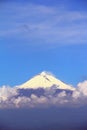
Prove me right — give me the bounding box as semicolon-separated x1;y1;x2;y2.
0;80;87;108
0;86;17;101
72;80;87;98
77;80;87;96
72;81;87;106
0;3;87;47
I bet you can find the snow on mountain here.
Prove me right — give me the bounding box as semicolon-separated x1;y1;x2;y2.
19;71;75;90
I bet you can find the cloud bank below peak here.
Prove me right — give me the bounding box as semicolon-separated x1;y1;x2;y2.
0;80;87;109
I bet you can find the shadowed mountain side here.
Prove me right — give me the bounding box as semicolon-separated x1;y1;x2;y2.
17;87;73;97
0;107;87;130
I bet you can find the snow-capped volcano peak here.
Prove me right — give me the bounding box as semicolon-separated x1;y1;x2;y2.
40;71;49;76
19;71;75;90
40;71;53;76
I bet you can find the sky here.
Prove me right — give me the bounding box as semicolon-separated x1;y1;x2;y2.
0;0;87;87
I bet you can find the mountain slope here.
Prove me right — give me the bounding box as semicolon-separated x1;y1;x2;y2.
19;71;75;90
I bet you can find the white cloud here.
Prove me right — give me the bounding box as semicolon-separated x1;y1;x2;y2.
14;96;31;108
72;80;87;106
0;86;17;101
72;80;87;99
77;80;87;96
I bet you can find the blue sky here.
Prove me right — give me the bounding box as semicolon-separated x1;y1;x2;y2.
0;0;87;87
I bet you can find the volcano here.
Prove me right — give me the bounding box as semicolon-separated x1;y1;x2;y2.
19;71;75;91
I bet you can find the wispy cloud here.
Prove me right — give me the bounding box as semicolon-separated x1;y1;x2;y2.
0;3;87;46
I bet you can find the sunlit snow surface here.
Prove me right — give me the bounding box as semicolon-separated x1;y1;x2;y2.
19;71;74;90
